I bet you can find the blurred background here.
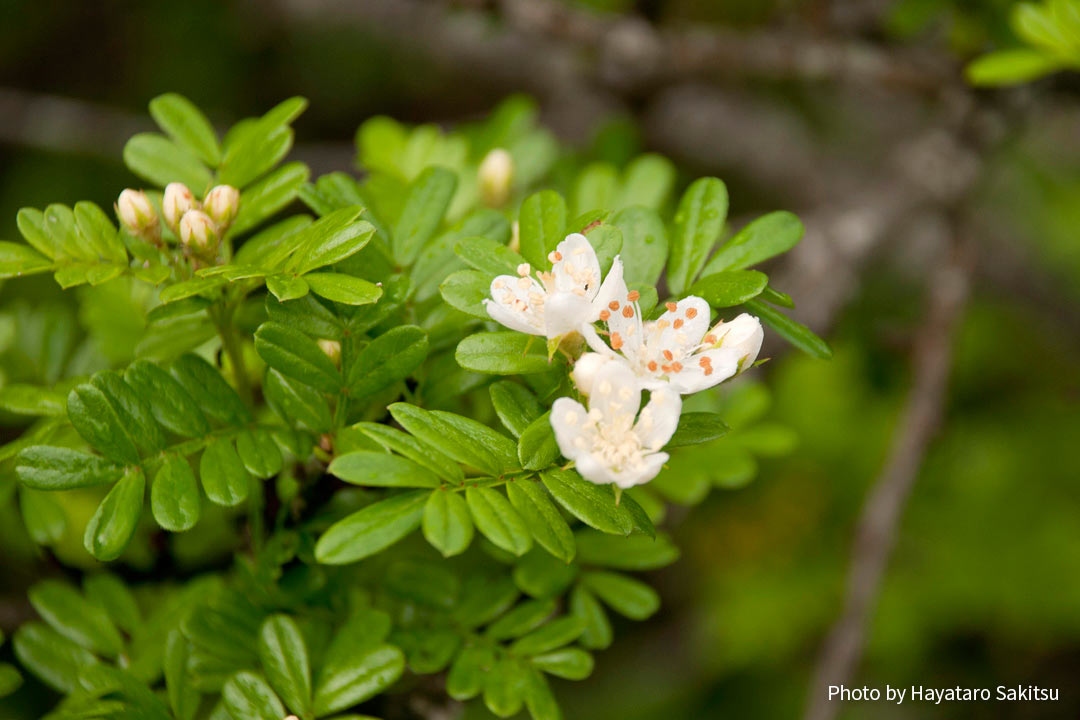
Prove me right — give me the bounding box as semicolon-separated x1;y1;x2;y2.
1;1;1079;719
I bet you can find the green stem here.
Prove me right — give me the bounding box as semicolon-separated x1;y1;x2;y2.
212;300;253;407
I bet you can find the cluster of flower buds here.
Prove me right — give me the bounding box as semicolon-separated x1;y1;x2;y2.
114;182;240;262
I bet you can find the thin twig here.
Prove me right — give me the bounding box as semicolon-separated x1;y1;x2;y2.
803;226;974;720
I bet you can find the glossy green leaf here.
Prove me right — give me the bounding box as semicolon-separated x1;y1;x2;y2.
393;166;457;265
702;210;803;274
347;325;429;398
440;269;491;319
612;206;668;286
73;201;126;263
231;162;311;237
745;298;832;359
83;574;140;635
66;382;140;464
13;621;98;693
91;370;166;455
171;353;251;425
125;361;211;438
573;163;619;216
304;272;382;305
389;403;518;475
574;529;680;570
16;446;124;490
506;480;575;563
286;206;372;274
517;412;560;471
510;616;584;656
200;438;250;507
619;153;675;211
219;97;307;189
966;48;1065;86
467;487;532;556
489;381;544;439
123;133;213;193
484;658;528;719
569;585;612;650
266;274;309;302
454;236;526;277
235;429;284;479
149;93;221;166
518;190;567;270
151;455;201;532
530;647;594;680
314;490;427;564
19;488;66;544
582;571;660;620
540;468;632;536
422;489;474;557
456;332;552;375
264;368;332;433
689;269;768;308
313;643;404;717
0;240;51;278
84;468;144;561
667;412;729;448
222;671;285;720
28;580;123;658
255;322;342;394
258;615;312;717
353;422;463;483
667;177;728;295
446;644;494;701
329;451;440;488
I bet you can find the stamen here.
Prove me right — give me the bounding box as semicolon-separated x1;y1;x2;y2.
661;364;671;373
673;318;683;329
554;251;563;261
611;333;624;350
599;309;611;321
493;279;505;289
685;307;698;318
662;350;673;361
665;302;678;312
622;305;634;318
647;361;658;372
671;361;683;372
703;333;717;344
608;301;620;311
517;277;531;289
704;367;714;376
517;263;531;277
627;290;640;301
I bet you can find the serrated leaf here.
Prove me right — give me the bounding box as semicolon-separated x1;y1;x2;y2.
329;451;440;488
152;455;201;532
347;325;429;398
15;446;124;490
314;490;427;564
393;166;457;265
667;177;728;294
124;133;213;193
540;468;632;536
422;490;474;557
255;322;342;394
84;468;145;561
456;332;553;375
200;438;250;507
466;487;532;556
506;480;575;562
28;580;123;658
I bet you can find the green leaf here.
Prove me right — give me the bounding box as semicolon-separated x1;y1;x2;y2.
512;548;577;599
255;322;342;394
393;166;458;265
582;571;660;620
13;621;98;693
456;332;552;375
745;298;832;359
314;490;427;564
530;647;594;680
165;629;199;720
219;97;307;189
304;272;382;305
422;490;474;557
612;206;668;286
266;274;310;302
761;284;795;308
689;269;768;308
506;480;575;563
330;451;441;488
347;325;429;398
484;658;528;718
258;615;312;718
91;370;166;455
667;412;729;447
235;429;284;479
19;488;66;544
83;574;140;635
73;201;126;263
0;663;22;699
456;574;520;629
264;368;332;433
454;236;526;277
84;468;145;561
149;93;221;166
540;468;632;536
200;438;250;507
66;382;140;464
151;455;201;532
702;210;803;274
0;240;51;278
517;413;560;471
313;644;404;717
284;206;371;274
389;403;518;475
569;585;611;650
439;269;491;318
966;48;1066;86
510;616;584;656
28;580;124;658
171;353;251;425
518;190;567;270
574;529;680;570
667;177;728;295
584;224;622;276
231;162;311;237
16;446;124;490
123;133;213;193
466;487;533;556
573;163;619;217
222;671;285;720
447;644;494;701
125;361;211;438
619;153;675;210
489;381;544;438
353;422;463;483
16;207;54;258
0;384;65;416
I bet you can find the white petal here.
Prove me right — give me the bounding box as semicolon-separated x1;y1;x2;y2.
575;453;620;486
633;389;682;451
611;451;669;489
581;324;618;356
653;295;711;349
709;313;764;371
550;397;592;462
484;299;544;335
571;353;614;396
551;233;601;296
544;291;596;337
598;259;644;357
588;360;640;427
591;254;626;306
667;348;739;394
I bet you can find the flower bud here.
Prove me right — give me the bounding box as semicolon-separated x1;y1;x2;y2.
162;182;197;232
709;313;764;372
571;352;614;396
203;185;240;228
318;339;341;368
115;189;158;236
478;148;513;207
179;210;220;259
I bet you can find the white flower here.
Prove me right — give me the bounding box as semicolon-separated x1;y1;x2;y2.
585;293;764;394
551;360;680;489
483;233;625;340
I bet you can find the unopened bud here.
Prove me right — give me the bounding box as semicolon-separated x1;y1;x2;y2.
115;189;158;236
509;220;520;253
204;185;240;228
179;210;220;259
710;313;764;373
478;148;513;207
162;183;197;232
318;339;341;368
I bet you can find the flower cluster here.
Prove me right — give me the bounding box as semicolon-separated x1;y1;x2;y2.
484;233;764;490
115;182;240;262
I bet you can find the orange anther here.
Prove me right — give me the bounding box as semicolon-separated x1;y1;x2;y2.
609;301;620;311
599;310;611;321
627;290;640;301
671;361;683;372
673;319;684;329
703;334;717;344
665;302;678;312
647;361;658;372
685;307;698;318
611;332;624;350
622;305;634;318
662;350;673;361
